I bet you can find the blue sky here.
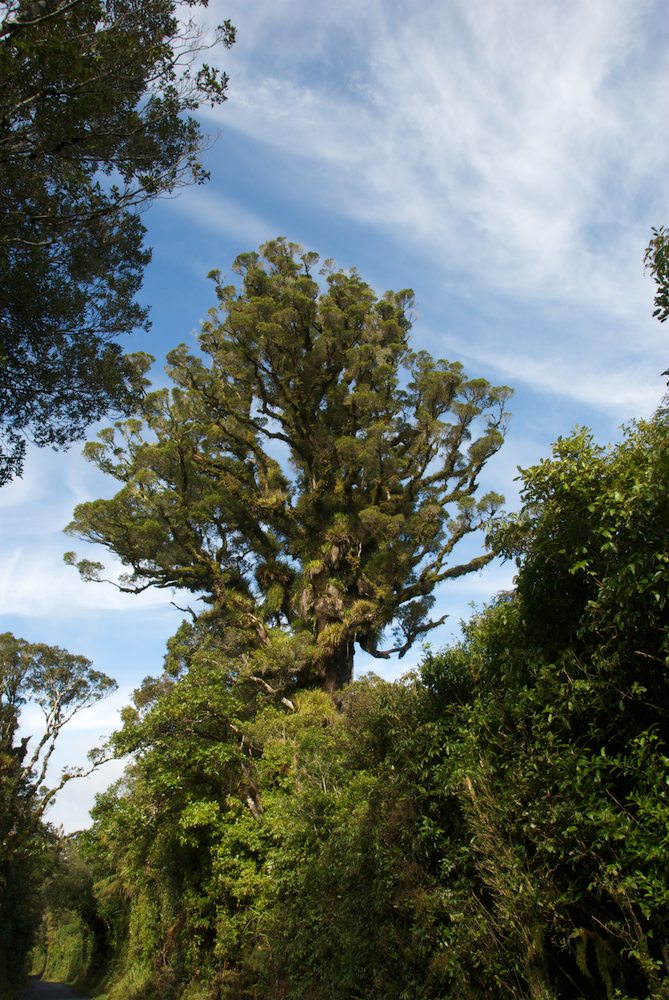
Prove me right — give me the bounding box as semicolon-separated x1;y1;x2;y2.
2;0;668;831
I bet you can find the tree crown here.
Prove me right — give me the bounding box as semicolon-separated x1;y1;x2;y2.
0;0;235;483
67;240;511;690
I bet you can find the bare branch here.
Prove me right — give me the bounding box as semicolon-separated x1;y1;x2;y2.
248;675;295;712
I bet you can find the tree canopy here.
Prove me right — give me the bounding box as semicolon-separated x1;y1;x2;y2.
66;239;511;691
0;0;235;484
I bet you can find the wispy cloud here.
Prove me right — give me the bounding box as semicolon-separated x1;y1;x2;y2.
216;0;669;301
172;188;276;246
0;445;193;620
445;333;664;416
198;0;669;410
44;756;128;833
0;543;189;618
18;684;133;739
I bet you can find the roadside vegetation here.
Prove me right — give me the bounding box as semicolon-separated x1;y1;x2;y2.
2;4;669;997
19;377;669;999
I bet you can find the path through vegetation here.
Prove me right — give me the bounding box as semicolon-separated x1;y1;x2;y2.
20;978;90;999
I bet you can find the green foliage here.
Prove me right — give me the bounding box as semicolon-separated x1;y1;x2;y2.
0;822;53;999
644;225;669;325
67;238;511;692
437;411;669;998
29;833;120;995
490;418;669;666
0;0;235;483
71;633;261;999
81;677;423;998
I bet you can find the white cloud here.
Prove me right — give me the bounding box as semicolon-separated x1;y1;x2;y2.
201;0;669;408
172;188;276;246
447;335;664;416
0;443;194;620
44;757;129;834
18;684;132;734
0;542;189;619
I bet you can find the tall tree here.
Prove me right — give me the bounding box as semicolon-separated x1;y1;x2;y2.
0;0;235;484
67;239;511;691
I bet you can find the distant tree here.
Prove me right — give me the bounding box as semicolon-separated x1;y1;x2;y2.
0;631;116;861
66;239;511;692
0;0;235;484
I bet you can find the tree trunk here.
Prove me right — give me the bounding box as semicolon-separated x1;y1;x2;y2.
321;639;354;692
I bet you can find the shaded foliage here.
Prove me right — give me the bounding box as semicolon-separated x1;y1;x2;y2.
0;632;115;996
30;834;109;991
0;0;235;483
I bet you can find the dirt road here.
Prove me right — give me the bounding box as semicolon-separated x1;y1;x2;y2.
19;978;91;999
